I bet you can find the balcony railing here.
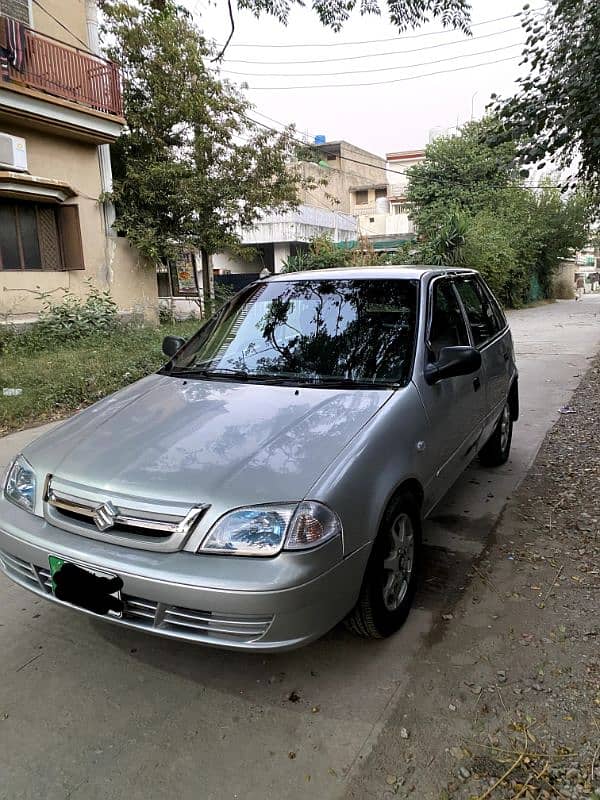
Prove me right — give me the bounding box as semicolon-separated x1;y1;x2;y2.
2;20;123;117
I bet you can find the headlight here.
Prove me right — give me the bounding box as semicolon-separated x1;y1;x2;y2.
199;501;342;557
4;455;37;513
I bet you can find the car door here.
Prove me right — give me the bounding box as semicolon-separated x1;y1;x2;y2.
413;276;487;510
454;276;511;428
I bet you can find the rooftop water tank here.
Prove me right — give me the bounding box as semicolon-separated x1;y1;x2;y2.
314;135;326;145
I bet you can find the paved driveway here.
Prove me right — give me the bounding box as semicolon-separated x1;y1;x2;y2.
1;296;599;800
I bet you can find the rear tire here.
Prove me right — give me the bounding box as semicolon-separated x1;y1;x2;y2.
479;401;512;467
345;492;422;639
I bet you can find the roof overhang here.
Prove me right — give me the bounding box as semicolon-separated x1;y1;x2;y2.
0;170;76;202
386;149;426;162
0;84;125;144
349;183;388;192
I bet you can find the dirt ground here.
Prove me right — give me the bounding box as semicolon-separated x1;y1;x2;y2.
346;359;600;800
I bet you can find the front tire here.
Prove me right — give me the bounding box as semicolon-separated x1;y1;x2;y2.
346;492;421;639
479;401;512;467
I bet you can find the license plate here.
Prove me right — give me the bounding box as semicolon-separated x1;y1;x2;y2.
49;556;123;618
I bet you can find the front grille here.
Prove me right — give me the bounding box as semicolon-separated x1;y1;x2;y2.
43;476;209;553
0;549;273;645
54;507;172;540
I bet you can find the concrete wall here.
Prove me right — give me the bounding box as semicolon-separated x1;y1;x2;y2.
298;142;386;214
29;0;90;51
0;121;157;321
213;251;263;274
358;212;414;238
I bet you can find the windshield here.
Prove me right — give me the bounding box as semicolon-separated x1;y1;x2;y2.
166;278;419;387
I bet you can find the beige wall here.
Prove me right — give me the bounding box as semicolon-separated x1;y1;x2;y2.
0;121;157;320
298;142;386;214
213;251;262;274
29;0;90;51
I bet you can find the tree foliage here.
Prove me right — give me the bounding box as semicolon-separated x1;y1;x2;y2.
236;0;471;32
406;119;518;233
281;234;391;272
404;120;592;306
492;0;600;198
101;0;308;265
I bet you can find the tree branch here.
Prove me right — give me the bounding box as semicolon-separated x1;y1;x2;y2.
212;0;235;62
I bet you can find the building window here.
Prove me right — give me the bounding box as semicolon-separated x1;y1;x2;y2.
0;0;30;24
375;188;387;199
354;189;369;205
391;202;409;215
0;200;84;271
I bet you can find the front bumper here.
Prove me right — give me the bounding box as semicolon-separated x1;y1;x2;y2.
0;500;370;651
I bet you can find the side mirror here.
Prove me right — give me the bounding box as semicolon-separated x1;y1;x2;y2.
424;346;481;385
162;335;185;358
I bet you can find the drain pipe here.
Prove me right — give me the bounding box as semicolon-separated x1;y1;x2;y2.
86;0;117;236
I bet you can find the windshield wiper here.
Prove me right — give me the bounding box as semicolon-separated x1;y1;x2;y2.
309;376;400;389
169;367;294;384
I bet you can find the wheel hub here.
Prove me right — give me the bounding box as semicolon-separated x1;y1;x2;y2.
382;513;415;612
500;403;511;452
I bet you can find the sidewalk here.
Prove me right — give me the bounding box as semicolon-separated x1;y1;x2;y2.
346;358;600;799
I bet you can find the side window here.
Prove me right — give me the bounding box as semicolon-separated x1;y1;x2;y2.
455;279;501;346
428;280;470;362
477;277;507;331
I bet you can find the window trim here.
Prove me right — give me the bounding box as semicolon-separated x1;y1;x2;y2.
0;200;86;272
425;275;474;361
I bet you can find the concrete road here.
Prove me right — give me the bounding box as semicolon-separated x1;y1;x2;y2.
1;296;599;800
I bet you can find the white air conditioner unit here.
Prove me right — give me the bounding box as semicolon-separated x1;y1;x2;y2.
0;133;28;172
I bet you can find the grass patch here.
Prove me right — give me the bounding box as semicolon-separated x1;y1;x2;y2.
0;319;199;435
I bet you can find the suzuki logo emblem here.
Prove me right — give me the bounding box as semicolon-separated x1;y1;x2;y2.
93;501;118;532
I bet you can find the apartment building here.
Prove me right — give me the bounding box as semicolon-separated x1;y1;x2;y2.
0;0;156;321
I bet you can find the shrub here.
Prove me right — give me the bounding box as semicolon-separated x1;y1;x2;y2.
552;278;575;300
35;283;118;342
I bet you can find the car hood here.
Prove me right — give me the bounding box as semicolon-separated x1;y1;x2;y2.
24;375;391;506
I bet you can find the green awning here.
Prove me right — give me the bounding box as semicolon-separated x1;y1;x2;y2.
336;236;415;251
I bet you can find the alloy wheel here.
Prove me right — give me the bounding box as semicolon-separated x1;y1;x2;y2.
499;403;511;452
382;513;415;612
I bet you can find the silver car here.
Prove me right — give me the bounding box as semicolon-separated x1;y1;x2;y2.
0;267;518;651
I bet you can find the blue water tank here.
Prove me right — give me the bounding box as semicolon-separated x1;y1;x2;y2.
314;135;326;145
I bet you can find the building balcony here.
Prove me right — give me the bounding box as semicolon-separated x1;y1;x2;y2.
0;16;124;143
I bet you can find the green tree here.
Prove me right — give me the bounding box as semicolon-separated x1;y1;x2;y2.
492;1;600;198
236;0;471;32
101;1;307;276
405;118;518;234
405;121;592;306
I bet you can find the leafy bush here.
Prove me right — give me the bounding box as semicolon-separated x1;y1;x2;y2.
35;283;118;342
281;234;399;272
282;235;352;272
553;278;575;300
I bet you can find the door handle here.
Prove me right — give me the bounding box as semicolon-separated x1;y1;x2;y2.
473;377;481;392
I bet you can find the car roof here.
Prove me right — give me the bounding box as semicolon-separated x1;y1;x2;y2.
265;265;479;282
